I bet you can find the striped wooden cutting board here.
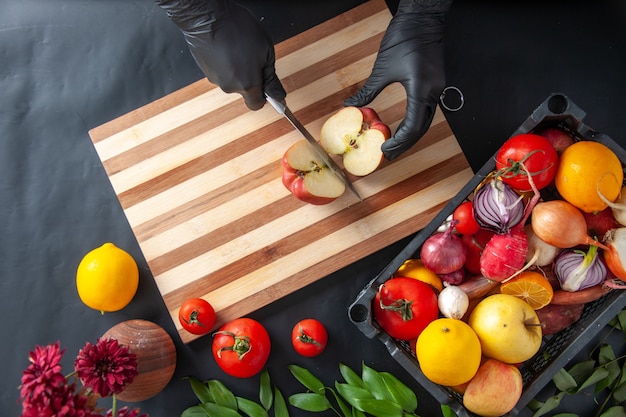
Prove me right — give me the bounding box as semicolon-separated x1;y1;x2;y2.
89;0;473;343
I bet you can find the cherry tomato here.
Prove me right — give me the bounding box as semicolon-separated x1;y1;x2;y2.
212;318;271;378
452;201;481;235
495;133;558;192
292;318;328;357
373;277;438;340
178;298;216;335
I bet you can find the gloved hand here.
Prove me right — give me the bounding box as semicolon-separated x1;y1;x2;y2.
155;0;286;110
344;0;452;160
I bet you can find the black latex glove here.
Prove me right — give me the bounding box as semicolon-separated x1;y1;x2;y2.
155;0;286;110
344;0;452;160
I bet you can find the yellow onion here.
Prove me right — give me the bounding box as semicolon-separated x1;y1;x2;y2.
603;227;626;281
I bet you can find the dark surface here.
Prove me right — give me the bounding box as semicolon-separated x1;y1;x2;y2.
2;1;625;416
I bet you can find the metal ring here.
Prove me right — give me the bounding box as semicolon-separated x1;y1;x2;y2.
439;86;464;112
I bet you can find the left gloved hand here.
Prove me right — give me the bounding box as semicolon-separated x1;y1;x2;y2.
344;0;452;160
155;0;285;110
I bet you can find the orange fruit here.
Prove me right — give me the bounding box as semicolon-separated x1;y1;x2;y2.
555;141;623;213
395;259;443;292
76;242;139;313
500;271;554;309
415;318;482;386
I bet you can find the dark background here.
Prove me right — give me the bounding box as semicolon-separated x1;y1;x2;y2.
2;1;625;416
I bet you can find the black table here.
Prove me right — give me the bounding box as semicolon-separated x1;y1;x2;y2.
2;1;625;416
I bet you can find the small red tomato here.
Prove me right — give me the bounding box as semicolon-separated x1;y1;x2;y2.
178;298;216;335
292;319;328;357
495;133;558;192
212;318;271;378
453;201;480;235
373;277;439;340
461;228;496;276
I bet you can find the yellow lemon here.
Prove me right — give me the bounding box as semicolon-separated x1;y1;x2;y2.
395;259;443;292
416;318;482;387
76;242;139;313
555;141;623;213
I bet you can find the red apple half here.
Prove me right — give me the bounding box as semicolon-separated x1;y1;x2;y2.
319;106;391;176
282;139;346;205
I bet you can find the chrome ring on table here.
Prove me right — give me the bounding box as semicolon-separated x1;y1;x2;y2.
439;86;464;112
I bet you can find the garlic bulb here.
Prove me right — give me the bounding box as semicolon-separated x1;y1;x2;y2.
438;284;470;319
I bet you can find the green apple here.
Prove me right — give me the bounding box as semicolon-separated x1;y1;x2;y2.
468;294;542;363
463;358;523;417
319;106;391;176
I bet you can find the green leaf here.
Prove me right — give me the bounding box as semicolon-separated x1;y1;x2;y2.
553;369;578;393
531;392;566;417
352;409;366;417
380;372;417;412
599;406;626;417
181;405;211;417
273;387;289;417
335;381;375;409
207;380;238;410
340;363;365;388
259;370;272;411
199;402;243;417
236;397;268;417
289;392;332;412
551;414;579;417
288;364;325;393
362;363;394;402
613;379;626;403
578;367;609;392
608;308;626;334
440;404;457;417
568;360;596;386
185;376;213;404
353;398;403;417
329;387;353;417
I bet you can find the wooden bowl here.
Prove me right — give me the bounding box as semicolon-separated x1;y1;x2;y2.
102;319;176;402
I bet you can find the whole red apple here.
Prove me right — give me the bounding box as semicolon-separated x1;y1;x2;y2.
320;106;391;176
582;206;621;240
535;126;575;154
282;140;345;205
462;358;523;417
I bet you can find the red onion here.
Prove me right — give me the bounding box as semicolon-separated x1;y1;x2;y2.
473;177;525;233
420;221;467;274
440;268;466;285
554;245;607;292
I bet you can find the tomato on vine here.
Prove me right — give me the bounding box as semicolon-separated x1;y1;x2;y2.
495;133;558;192
178;298;216;335
292;318;328;357
211;318;271;378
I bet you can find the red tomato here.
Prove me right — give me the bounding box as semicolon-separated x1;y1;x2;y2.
453;201;480;235
462;228;496;276
373;277;438;340
495;133;558;192
292;318;328;357
212;318;271;378
178;298;216;335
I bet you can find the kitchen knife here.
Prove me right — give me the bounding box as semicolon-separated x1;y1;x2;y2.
265;94;362;201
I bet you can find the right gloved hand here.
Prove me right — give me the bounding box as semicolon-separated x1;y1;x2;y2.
155;0;286;110
344;0;452;160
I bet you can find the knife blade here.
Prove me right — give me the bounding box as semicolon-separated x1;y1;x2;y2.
265;94;362;201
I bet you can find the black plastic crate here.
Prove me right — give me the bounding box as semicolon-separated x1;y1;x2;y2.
348;93;626;417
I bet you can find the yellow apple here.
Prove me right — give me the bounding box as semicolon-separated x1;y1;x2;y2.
468;294;542;364
463;358;523;417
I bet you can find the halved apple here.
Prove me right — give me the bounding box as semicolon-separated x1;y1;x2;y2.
320;106;391;176
282;140;345;205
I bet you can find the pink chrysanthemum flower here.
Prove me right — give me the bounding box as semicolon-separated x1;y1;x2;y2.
20;342;67;403
74;338;138;397
106;406;149;417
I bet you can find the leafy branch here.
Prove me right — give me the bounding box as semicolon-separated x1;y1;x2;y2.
528;308;626;417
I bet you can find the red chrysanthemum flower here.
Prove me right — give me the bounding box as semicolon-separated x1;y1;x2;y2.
20;342;67;403
106;406;149;417
74;338;138;397
20;379;98;417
